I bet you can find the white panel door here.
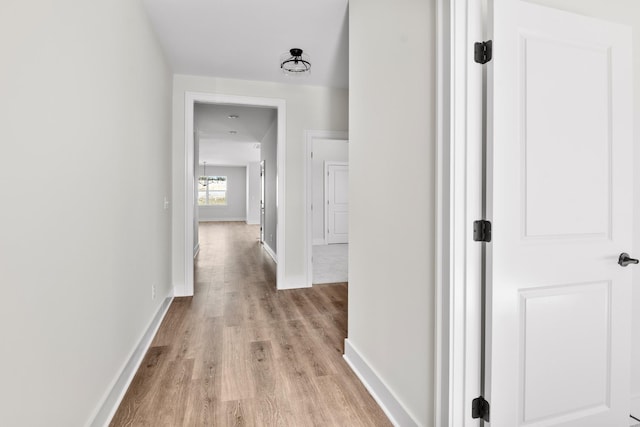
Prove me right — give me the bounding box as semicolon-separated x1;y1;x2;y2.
326;162;348;244
486;1;633;426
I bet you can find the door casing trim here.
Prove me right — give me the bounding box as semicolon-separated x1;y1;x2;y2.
436;0;484;425
181;92;286;295
304;130;349;287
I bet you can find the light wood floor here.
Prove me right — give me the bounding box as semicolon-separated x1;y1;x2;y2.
111;221;392;426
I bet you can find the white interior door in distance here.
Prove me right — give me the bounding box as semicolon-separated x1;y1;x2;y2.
486;1;633;426
325;162;348;244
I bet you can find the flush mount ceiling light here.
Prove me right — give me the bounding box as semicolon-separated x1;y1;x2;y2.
280;48;311;76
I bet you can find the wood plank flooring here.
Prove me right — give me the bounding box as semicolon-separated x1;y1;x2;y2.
110;221;391;427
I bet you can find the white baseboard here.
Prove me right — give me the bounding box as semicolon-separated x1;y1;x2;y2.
343;339;420;427
263;243;277;264
89;295;173;427
246;219;260;225
198;217;246;222
631;394;640;418
193;243;200;259
313;238;326;246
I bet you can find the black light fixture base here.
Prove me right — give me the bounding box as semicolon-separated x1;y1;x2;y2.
290;48;303;57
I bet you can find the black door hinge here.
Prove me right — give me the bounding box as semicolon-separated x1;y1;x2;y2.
473;220;492;242
472;396;490;421
474;40;492;64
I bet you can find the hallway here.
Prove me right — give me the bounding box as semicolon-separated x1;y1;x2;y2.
110;222;391;426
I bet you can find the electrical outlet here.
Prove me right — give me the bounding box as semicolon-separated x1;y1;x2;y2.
151;284;156;300
163;196;170;210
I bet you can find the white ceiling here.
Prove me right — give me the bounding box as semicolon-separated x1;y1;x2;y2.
142;0;349;88
195;103;276;142
195;103;275;166
200;141;261;167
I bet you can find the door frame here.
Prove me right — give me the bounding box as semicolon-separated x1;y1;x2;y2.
183;92;286;294
437;1;638;425
324;161;349;245
436;0;484;425
259;160;265;244
304;130;349;287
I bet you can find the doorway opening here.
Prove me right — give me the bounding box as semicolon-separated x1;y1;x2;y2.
184;92;286;295
194;102;276;258
305;130;349;286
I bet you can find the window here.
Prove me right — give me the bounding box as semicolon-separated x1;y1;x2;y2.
198;176;227;206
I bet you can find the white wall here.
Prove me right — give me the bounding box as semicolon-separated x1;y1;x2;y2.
172;75;349;289
313;139;349;244
348;0;435;425
522;0;640;417
198;165;247;221
261;121;278;253
0;1;172;426
247;161;261;224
